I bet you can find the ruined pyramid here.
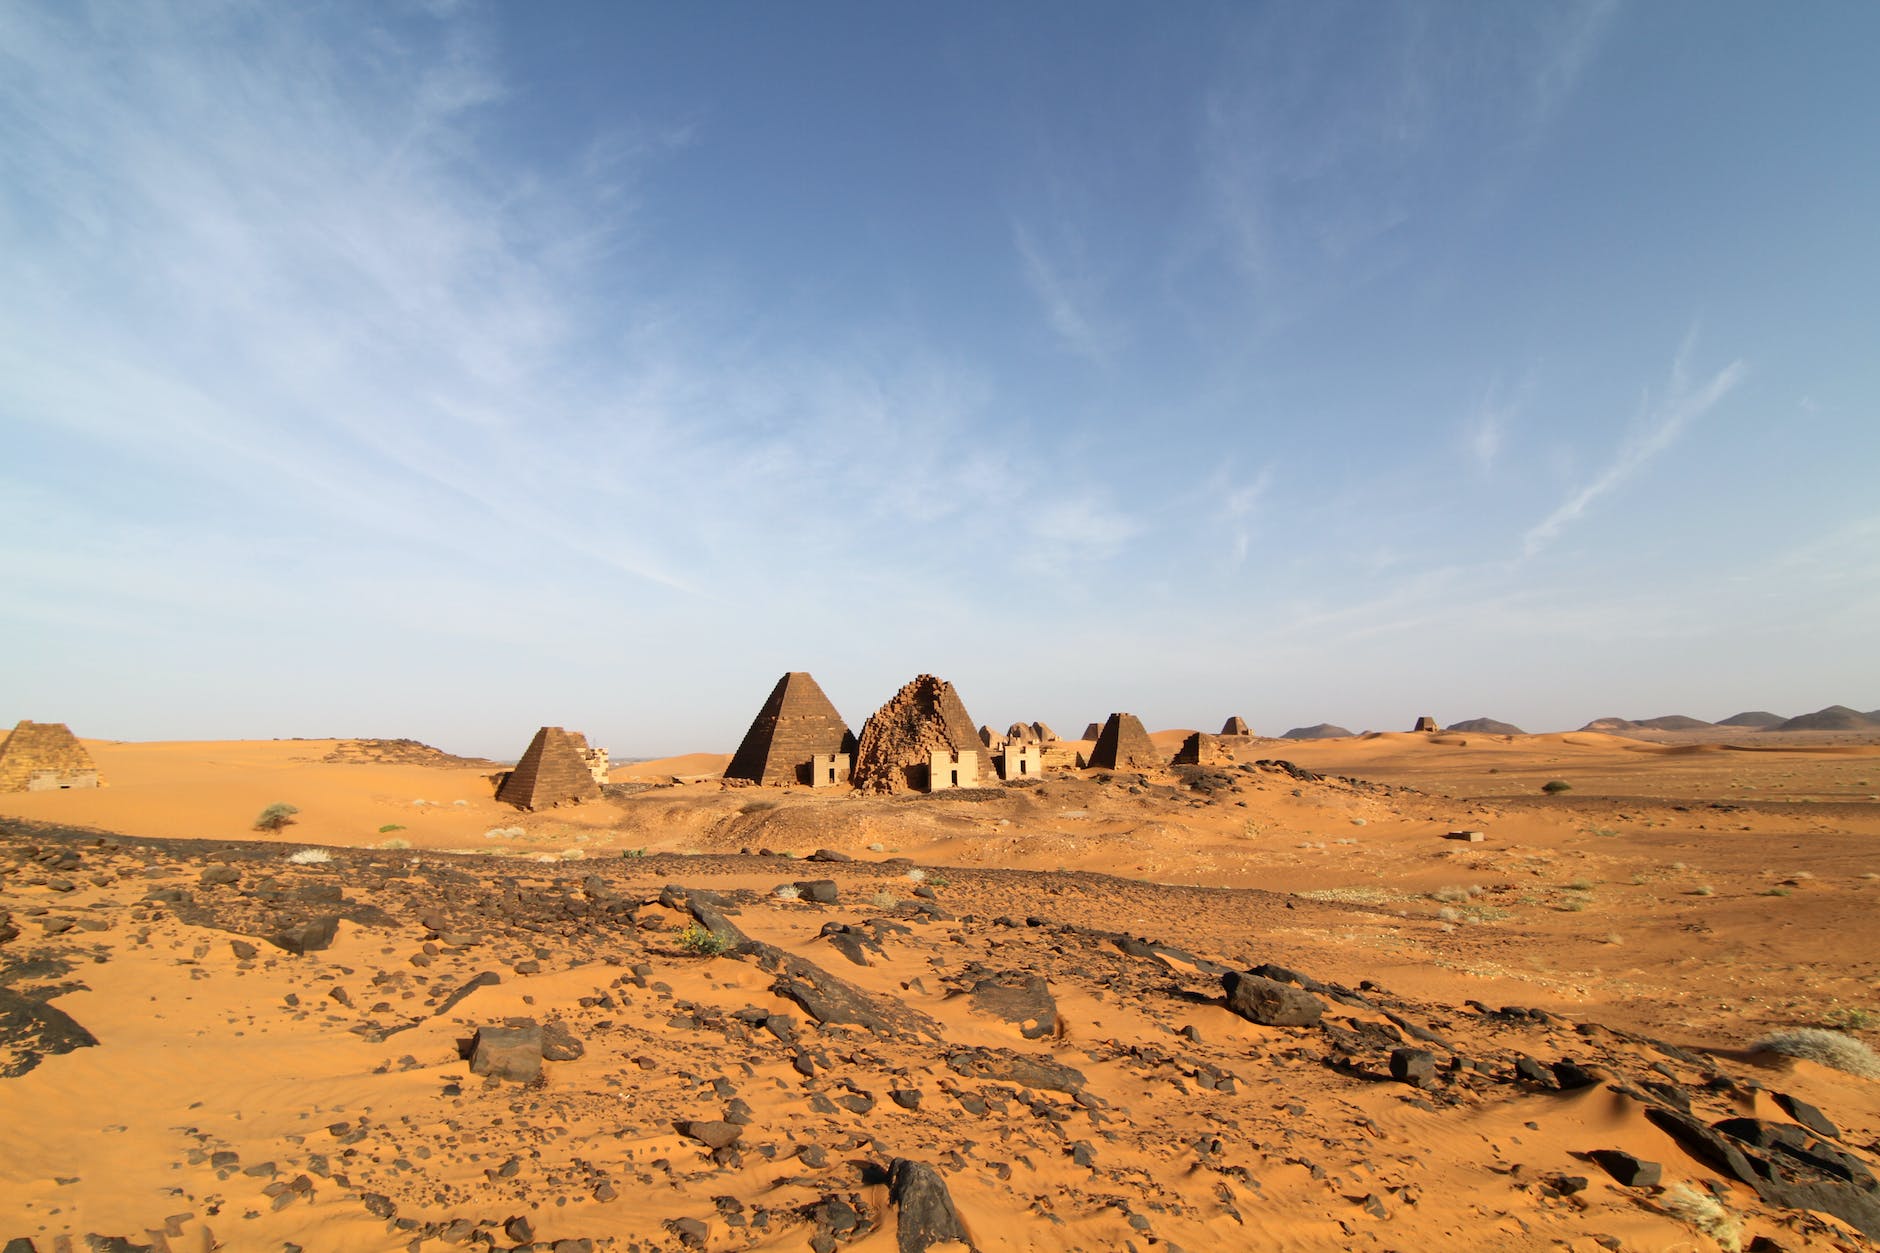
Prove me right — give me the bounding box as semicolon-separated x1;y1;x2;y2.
724;672;857;786
1088;712;1163;771
1221;715;1251;736
0;720;99;792
496;726;602;810
852;674;990;793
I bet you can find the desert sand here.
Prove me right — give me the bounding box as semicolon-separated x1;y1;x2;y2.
2;728;1878;1250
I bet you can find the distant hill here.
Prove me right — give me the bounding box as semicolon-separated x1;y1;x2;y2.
1445;718;1525;735
1281;723;1353;740
1715;711;1784;729
1771;705;1880;732
1578;715;1712;732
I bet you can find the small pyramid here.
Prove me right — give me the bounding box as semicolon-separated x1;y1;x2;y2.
1413;716;1438;732
497;727;602;810
979;725;1005;749
1030;721;1059;743
1081;722;1102;741
0;720;100;792
725;672;856;785
1088;713;1162;771
852;674;990;793
1221;715;1250;737
1005;722;1038;744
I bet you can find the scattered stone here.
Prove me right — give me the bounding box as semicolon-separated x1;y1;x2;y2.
268;916;340;956
793;880;840;904
678;1121;742;1150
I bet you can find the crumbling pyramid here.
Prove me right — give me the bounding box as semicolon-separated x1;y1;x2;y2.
1081;722;1102;741
851;674;990;793
979;725;1005;750
1413;715;1438;732
1088;713;1163;771
724;672;856;786
1005;722;1038;744
1173;732;1228;765
1221;716;1250;736
0;720;100;792
1030;722;1059;742
496;727;602;810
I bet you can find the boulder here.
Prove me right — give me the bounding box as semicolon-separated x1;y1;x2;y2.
1222;972;1324;1027
888;1159;973;1253
470;1022;544;1083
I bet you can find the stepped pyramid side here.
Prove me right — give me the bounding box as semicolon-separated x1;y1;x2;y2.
1089;712;1163;771
852;674;991;794
0;720;100;792
724;672;856;786
497;727;601;810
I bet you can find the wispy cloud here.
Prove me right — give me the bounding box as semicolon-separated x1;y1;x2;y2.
1523;333;1747;557
1465;376;1529;474
1012;220;1119;360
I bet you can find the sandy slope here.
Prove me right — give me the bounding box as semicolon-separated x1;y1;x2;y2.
3;730;1879;1251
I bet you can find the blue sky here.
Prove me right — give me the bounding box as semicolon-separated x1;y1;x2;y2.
3;2;1876;757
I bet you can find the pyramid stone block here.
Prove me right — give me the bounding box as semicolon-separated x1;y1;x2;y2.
852;674;990;794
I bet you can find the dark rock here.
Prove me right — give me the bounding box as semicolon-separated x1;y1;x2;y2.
503;1217;533;1243
433;971;500;1017
0;987;99;1078
1221;972;1324;1027
362;1193;396;1219
268;915;340;956
678;1120;742;1150
666;1217;709;1248
1773;1091;1838;1140
1552;1060;1604;1090
469;1022;543;1083
888;1159;972;1253
964;974;1058;1040
1589;1150;1661;1187
199;866;240;887
1513;1056;1554;1086
1389;1048;1435;1086
807;849;852;863
229;940;257;960
891;1089;922;1110
945;1047;1085;1094
794;880;840;904
541;1020;584;1061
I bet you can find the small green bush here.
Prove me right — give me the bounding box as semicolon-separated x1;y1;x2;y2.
678;922;730;957
378;823;405;834
254;802;300;832
1541;780;1572;795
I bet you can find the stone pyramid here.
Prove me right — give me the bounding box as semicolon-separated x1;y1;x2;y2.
1413;716;1438;732
1221;716;1250;736
979;725;1005;750
724;672;856;786
0;720;99;792
1005;722;1038;743
1088;712;1162;771
497;727;601;810
1030;722;1059;743
1081;722;1102;741
852;674;990;793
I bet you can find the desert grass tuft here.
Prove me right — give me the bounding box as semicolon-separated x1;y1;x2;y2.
1749;1027;1880;1079
1656;1182;1740;1252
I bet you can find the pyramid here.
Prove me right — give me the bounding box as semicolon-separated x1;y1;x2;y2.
1221;716;1250;736
1005;722;1038;743
852;674;990;793
724;672;856;786
1081;722;1102;741
1030;722;1059;743
1088;713;1162;771
496;727;602;810
979;725;1005;750
1413;716;1438;732
0;720;100;792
